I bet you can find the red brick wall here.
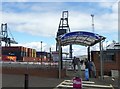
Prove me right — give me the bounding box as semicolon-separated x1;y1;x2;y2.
116;52;120;71
92;50;120;76
2;67;66;78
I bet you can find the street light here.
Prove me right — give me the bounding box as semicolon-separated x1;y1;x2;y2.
91;14;94;33
49;47;52;61
41;41;42;64
41;41;42;52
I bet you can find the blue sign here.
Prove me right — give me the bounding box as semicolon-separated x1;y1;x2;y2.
60;31;105;46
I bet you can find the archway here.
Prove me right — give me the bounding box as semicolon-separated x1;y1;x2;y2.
57;31;106;78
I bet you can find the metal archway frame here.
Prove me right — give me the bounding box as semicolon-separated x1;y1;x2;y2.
60;31;105;46
57;31;106;79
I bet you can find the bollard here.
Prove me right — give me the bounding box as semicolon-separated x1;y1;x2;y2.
73;77;82;89
24;74;28;89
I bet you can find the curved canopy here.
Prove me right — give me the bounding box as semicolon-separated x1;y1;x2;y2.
60;31;106;46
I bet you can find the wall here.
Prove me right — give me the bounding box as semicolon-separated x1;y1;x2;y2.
91;50;120;77
2;67;66;78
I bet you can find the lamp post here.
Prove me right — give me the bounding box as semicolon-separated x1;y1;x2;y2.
91;14;94;33
49;47;51;61
41;41;42;64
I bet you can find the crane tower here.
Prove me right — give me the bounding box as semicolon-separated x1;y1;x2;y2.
56;11;72;59
0;23;18;46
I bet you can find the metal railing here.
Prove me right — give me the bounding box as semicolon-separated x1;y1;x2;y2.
1;61;59;69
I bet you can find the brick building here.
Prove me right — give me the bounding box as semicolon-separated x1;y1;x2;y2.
91;43;120;77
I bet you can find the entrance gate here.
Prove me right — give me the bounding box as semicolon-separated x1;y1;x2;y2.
57;31;106;78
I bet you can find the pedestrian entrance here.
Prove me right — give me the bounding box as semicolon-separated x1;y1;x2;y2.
56;31;106;78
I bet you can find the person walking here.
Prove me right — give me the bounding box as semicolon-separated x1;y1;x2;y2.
90;61;96;78
85;60;90;80
72;56;77;71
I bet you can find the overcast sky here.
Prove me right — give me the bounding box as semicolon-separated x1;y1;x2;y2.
1;0;119;56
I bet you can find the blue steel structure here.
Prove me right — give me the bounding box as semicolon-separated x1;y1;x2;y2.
58;31;106;78
60;31;106;46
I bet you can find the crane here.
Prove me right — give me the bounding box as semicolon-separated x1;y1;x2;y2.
0;23;18;46
56;11;72;69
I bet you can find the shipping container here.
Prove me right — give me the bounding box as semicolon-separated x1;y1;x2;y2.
25;47;28;53
31;49;34;57
28;48;31;57
33;53;36;58
36;52;47;57
2;55;16;62
2;46;38;61
17;56;23;61
33;49;36;57
20;46;24;52
2;46;24;52
23;57;39;62
23;47;28;57
25;48;28;57
23;47;25;56
2;46;28;61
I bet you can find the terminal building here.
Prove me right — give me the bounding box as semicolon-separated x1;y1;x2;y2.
91;42;120;78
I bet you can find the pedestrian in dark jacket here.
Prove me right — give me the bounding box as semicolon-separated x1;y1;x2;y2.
72;56;78;71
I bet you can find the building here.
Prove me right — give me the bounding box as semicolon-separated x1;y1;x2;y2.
91;42;120;77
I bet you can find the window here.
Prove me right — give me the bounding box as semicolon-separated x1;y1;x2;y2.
104;52;115;61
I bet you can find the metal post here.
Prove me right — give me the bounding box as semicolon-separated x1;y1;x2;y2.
88;47;90;61
118;2;120;88
0;35;2;89
49;47;51;61
118;71;120;89
91;14;94;33
41;41;42;64
118;0;120;43
100;41;103;80
58;41;61;79
0;37;1;57
60;47;63;69
24;74;28;89
87;46;91;77
69;44;72;58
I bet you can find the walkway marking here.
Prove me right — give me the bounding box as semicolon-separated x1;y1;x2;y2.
56;80;113;89
82;84;113;88
64;80;95;84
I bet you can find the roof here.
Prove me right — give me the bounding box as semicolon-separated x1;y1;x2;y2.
59;31;106;46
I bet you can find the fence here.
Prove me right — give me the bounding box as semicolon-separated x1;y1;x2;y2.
1;61;59;69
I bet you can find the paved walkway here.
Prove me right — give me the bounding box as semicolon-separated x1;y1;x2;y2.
55;79;113;89
65;70;119;89
1;70;119;89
